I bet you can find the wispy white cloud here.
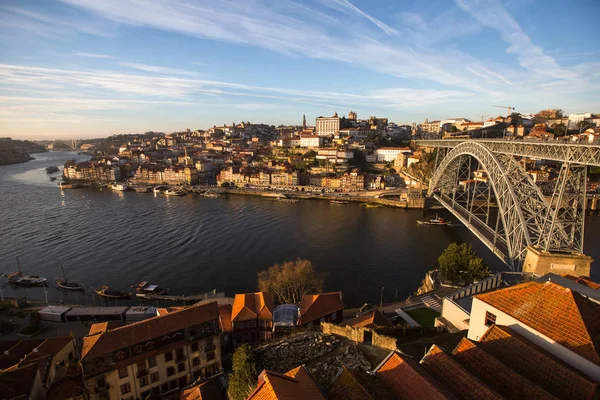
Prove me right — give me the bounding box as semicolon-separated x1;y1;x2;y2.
323;0;398;37
74;52;114;59
118;62;198;77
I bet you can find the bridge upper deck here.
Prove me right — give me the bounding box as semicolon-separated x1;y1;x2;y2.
416;139;600;167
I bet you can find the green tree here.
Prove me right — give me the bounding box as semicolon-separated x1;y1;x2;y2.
509;112;523;128
227;344;258;400
552;123;568;137
258;259;324;304
438;243;489;284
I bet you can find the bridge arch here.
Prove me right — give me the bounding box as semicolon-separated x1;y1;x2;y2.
428;141;553;270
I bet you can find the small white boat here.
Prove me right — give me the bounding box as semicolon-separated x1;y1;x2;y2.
59;182;80;189
164;188;186;196
153;185;170;194
110;183;128;191
203;190;221;198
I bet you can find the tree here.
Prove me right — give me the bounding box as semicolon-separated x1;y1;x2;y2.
552;123;568;137
509;112;523;128
227;344;258;400
257;259;324;304
438;243;489;284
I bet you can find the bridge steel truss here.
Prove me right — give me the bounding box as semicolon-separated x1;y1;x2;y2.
427;141;591;270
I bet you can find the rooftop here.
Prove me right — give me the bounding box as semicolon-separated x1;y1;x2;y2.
340;309;392;329
475;281;600;365
298;292;344;325
82;301;219;360
247;366;325;400
231;292;274;322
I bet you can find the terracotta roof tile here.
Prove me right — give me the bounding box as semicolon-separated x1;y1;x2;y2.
420;345;502;400
475;281;600;365
562;274;600;290
82;301;219;360
328;366;396;400
340;309;392;329
247;366;325;400
478;325;597;400
88;321;124;336
0;362;40;399
452;338;557;400
180;379;222;400
219;304;232;333
298;292;344;326
374;352;458;399
232;292;274;322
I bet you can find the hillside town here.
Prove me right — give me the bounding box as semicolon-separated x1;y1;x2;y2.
55;109;600;201
0;268;598;399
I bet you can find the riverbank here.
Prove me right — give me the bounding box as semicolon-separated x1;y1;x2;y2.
0;139;47;166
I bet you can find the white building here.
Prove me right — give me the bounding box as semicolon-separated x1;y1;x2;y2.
376;147;412;163
568;112;592;129
316;113;340;137
300;135;323;148
468;281;600;382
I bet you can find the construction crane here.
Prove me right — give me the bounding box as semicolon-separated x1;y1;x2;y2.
491;105;515;117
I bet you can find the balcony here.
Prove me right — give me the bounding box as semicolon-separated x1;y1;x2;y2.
136;369;149;378
94;384;110;393
204;343;216;352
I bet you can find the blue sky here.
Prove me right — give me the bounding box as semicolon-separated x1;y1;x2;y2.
1;0;599;139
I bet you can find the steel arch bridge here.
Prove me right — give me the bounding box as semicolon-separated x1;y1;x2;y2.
418;140;600;270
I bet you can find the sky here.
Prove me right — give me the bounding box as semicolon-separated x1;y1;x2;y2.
1;0;599;139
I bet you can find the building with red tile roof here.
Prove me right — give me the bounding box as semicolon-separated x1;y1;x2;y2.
246;365;325;400
340;308;392;329
81;302;223;400
328;366;396;400
374;351;457;399
420;345;502;400
298;292;344;327
179;379;222;400
231;292;274;345
451;337;557;400
468;281;600;381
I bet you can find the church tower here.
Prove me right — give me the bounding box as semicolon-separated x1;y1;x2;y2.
302;114;307;128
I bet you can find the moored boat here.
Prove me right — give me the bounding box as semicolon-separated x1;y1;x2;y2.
360;203;382;208
330;200;348;205
59;182;80;189
110;183;128;191
417;214;451;226
164;188;187;196
94;285;131;299
134;186;152;193
55;265;83;291
132;281;170;298
46;166;59;173
153;185;170;194
3;256;47;287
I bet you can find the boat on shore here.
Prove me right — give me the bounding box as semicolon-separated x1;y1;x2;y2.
46;166;59;173
94;285;131;299
153;185;170;194
3;256;47;287
59;182;80;189
164;188;187;196
330;200;348;205
132;281;170;298
55;265;83;291
417;214;451;226
110;183;128;191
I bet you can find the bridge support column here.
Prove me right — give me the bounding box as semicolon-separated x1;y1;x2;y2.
522;246;593;278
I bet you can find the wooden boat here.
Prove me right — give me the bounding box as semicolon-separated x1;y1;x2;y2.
132;281;170;298
46;166;59;173
59;182;80;189
110;183;128;191
153;185;170;194
4;256;47;287
360;203;382;208
330;200;348;205
133;186;152;193
95;285;131;299
164;188;187;196
55;265;83;291
417;214;451;226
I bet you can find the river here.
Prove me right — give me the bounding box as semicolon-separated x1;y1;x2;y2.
0;151;598;307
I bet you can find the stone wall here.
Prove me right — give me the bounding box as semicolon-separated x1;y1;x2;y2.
309;345;373;390
321;322;397;351
254;331;341;373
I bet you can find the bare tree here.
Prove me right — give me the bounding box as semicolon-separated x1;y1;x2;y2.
257;259;324;304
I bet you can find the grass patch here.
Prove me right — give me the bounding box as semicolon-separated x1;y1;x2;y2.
405;307;440;327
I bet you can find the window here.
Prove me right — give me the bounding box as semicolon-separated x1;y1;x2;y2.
165;351;173;362
176;348;184;360
167;366;175;377
114;351;126;361
191;342;198;352
120;383;131;395
145;341;154;350
484;311;497;327
147;357;156;368
118;367;128;379
134;345;144;355
178;362;186;373
151;372;159;383
139;376;149;387
192;357;200;367
137;361;146;372
206;351;215;361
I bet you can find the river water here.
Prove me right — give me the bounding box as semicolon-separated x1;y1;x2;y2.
0;151;598;307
